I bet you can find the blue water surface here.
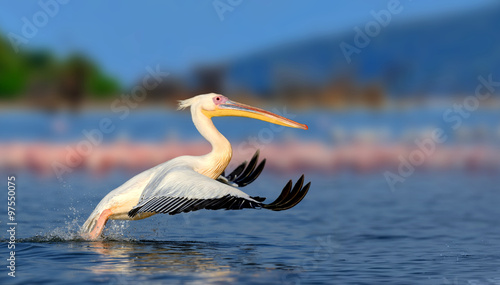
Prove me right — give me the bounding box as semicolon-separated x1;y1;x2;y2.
0;170;499;284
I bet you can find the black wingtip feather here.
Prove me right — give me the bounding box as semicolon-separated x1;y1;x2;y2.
271;181;311;211
263;175;310;211
237;159;266;187
265;180;293;207
228;162;247;181
218;150;267;188
272;175;304;208
234;151;259;184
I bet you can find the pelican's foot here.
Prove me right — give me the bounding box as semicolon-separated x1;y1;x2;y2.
82;209;113;241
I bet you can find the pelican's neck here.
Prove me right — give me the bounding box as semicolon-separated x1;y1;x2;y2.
192;108;232;179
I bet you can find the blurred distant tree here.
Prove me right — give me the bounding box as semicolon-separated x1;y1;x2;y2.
88;70;121;99
0;35;28;98
59;55;88;110
136;75;188;102
361;84;385;108
26;50;56;71
0;32;122;107
57;54;121;109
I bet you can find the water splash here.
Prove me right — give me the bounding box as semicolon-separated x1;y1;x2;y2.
103;220;133;242
0;206;135;243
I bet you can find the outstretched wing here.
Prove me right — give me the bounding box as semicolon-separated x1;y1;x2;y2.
217;150;266;187
128;167;310;218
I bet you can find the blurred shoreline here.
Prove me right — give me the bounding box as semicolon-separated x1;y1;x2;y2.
2;101;499;177
3;139;499;178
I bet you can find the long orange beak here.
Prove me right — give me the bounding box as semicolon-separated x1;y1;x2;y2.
202;100;308;130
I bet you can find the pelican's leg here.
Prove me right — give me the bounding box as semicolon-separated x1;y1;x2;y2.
87;209;113;240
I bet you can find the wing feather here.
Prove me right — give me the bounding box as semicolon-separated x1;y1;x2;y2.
217;150;266;187
128;165;311;218
128;167;262;217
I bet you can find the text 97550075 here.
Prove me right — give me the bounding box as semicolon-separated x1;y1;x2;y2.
7;175;16;278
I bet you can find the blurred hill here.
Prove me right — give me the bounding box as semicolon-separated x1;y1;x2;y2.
216;4;500;99
146;4;500;108
1;4;499;110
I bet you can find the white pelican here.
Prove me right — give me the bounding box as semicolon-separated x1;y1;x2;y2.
81;93;311;240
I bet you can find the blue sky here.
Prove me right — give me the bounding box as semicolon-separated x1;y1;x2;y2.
0;0;495;84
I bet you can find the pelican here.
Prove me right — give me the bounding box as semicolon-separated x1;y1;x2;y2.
81;93;311;240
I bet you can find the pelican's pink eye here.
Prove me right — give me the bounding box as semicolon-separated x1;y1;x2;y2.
213;96;226;105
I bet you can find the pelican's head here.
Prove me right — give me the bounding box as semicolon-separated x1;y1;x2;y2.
178;93;308;130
